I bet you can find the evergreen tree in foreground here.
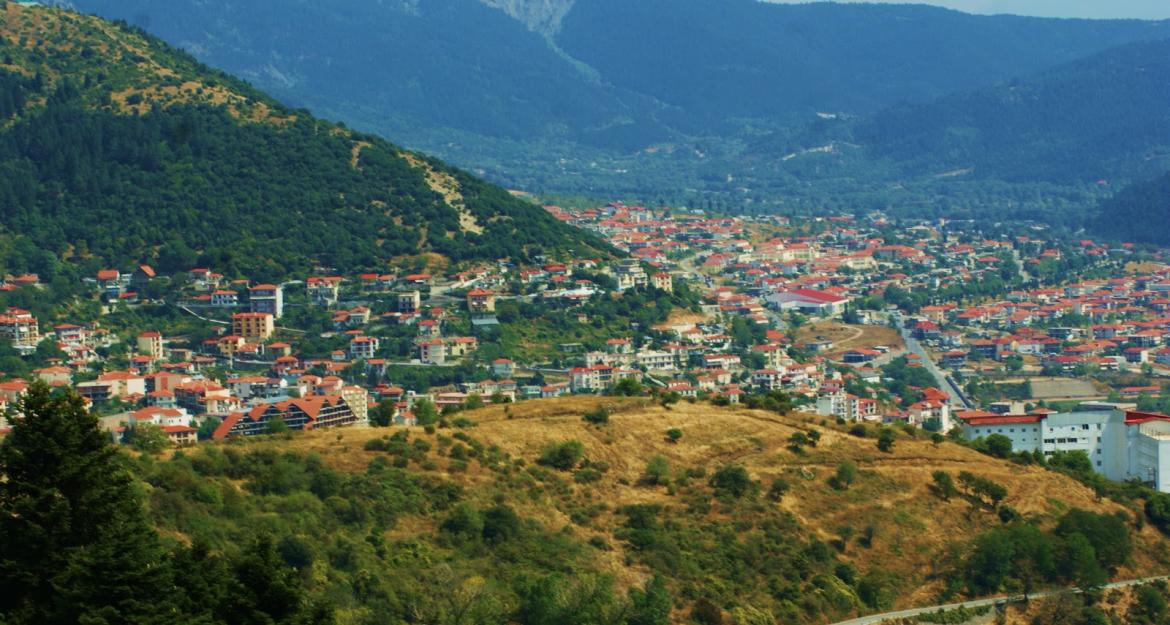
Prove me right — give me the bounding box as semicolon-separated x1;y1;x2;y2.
0;382;332;625
0;381;171;625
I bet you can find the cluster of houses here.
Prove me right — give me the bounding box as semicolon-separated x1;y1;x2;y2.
901;269;1170;377
7;200;1170;499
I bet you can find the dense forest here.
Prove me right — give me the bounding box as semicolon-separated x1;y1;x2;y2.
1095;171;1170;245
840;38;1170;184
0;4;610;281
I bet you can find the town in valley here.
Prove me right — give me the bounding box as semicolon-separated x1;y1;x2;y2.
3;202;1170;492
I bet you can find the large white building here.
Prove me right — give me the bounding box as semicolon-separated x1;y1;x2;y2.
958;409;1170;492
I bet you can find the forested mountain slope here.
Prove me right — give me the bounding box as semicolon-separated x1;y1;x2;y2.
0;2;610;281
841;37;1170;184
1095;171;1170;245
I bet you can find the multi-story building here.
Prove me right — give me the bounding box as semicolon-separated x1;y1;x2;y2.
958;410;1126;476
466;288;497;314
173;380;234;416
0;307;39;348
210;290;239;307
307;276;342;305
137;331;164;360
419;340;447;365
636;350;677;371
249;284;284;319
612;259;648;291
211;392;366;440
651;272;673;293
397;290;421;313
349;335;380;360
231;312;275;342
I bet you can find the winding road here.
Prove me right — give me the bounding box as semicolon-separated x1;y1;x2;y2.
829;576;1169;625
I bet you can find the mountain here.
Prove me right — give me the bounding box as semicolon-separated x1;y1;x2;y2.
62;0;1170;194
841;37;1170;184
0;2;610;282
1094;171;1170;245
87;396;1170;623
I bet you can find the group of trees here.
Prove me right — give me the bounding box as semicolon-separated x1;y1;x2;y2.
965;509;1132;595
0;382;329;624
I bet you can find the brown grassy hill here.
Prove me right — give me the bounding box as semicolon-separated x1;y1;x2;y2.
234;397;1170;621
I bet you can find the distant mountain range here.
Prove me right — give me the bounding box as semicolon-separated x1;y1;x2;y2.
837;38;1170;184
66;1;1170;146
60;0;1170;235
0;2;609;282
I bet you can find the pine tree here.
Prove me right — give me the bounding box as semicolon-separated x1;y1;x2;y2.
0;382;172;625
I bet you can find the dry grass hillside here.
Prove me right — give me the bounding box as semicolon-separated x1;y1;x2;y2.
1;2;292;123
255;396;1170;615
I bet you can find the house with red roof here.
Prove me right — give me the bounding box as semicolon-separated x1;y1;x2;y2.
765;288;850;316
212;392;366;440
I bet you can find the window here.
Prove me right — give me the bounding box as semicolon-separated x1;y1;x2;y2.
1082;424;1090;430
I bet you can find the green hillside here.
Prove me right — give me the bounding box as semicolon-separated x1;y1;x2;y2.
0;3;610;282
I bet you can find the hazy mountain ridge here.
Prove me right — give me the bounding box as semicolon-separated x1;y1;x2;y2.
839;37;1170;184
65;0;1170;151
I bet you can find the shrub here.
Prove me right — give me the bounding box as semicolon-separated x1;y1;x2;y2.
807;429;821;446
985;434;1013;459
998;505;1021;524
440;503;483;543
709;465;758;500
481;505;522;544
1146;492;1170;534
877;428;896;453
574;467;605;484
665;428;683;443
364;438;388;452
788;432;810;451
640;456;671;486
767;477;790;502
849;424;868;438
931;471;958;500
830;461;858;491
537;440;585;471
692;598;724;625
583;406;609;425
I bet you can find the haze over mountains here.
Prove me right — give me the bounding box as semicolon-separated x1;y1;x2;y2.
63;0;1170;238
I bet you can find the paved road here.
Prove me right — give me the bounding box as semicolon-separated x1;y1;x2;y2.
830;576;1169;625
891;314;973;409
